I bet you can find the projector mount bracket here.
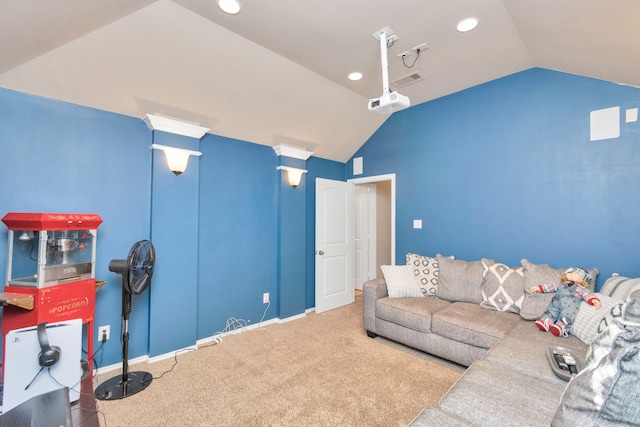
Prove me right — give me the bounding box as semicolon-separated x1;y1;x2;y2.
372;26;398;96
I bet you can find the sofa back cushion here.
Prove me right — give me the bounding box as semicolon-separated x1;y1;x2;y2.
519;259;599;320
436;255;485;304
600;275;640;300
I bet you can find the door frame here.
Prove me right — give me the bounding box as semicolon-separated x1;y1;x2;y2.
348;174;396;266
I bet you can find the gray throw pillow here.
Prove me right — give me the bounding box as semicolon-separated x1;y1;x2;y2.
436;255;485;304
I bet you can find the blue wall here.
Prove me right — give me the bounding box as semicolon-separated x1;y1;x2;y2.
149;131;201;357
0;88;152;365
276;157;307;318
197;135;278;337
349;68;640;290
0;87;345;367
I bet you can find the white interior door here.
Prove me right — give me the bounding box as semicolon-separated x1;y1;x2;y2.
354;184;376;290
348;174;396;267
315;178;354;313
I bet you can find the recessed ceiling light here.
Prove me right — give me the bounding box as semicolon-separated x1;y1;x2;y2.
218;0;241;14
348;72;363;81
456;17;478;32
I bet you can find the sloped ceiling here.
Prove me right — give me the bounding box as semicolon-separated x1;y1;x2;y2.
1;0;639;162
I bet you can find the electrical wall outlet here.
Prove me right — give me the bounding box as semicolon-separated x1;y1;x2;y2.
397;51;412;59
98;325;110;342
263;292;270;304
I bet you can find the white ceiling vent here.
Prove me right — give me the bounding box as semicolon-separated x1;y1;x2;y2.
391;72;424;88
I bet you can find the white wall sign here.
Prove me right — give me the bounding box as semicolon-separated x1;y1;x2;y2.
590;107;620;141
353;157;363;175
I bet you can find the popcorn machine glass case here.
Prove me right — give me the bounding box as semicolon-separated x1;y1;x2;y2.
2;213;103;288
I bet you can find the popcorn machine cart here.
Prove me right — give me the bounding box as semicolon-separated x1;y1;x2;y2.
0;212;103;378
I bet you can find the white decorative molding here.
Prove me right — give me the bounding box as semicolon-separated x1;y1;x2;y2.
272;144;313;160
144;114;209;139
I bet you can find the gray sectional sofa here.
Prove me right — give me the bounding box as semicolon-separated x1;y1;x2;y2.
363;254;640;426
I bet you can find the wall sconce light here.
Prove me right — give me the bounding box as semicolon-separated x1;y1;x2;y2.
151;144;202;176
277;166;308;188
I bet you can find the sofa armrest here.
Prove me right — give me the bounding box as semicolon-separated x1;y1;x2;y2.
363;278;388;334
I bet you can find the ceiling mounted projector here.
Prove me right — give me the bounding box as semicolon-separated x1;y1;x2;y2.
368;92;410;114
368;26;410;114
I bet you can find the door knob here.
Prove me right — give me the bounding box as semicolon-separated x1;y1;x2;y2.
317;250;324;255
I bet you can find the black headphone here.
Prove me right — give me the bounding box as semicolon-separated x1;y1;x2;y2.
37;322;61;368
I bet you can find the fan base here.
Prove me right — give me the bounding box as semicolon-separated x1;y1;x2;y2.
95;371;153;400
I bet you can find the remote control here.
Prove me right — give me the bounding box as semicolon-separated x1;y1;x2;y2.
547;346;582;381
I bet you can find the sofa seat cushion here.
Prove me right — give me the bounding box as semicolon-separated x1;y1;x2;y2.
440;359;565;427
376;297;451;333
432;302;520;349
487;321;588;385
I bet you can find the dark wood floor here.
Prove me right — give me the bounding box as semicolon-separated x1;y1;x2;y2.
71;376;101;427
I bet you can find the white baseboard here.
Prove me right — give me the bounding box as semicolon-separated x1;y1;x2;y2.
278;312;307;323
93;355;149;377
94;311;309;376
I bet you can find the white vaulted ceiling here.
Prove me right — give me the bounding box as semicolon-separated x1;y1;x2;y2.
1;0;639;161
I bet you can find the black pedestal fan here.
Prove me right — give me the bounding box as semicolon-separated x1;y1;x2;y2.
95;240;155;401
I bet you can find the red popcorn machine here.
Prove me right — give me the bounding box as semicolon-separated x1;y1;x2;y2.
0;212;104;378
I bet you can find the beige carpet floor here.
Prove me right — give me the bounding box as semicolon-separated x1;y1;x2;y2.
93;295;463;426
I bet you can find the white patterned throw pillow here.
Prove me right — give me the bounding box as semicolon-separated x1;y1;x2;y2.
480;258;525;313
406;253;443;296
381;265;424;298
